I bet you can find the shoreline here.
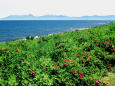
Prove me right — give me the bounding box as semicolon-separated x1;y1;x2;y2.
0;27;89;43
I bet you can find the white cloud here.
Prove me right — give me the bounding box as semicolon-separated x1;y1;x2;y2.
0;0;115;18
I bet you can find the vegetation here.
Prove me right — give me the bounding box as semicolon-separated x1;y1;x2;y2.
0;22;115;86
102;67;115;86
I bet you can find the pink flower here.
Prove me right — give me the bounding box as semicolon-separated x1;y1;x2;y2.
106;82;109;86
69;59;73;61
96;44;98;45
73;72;78;74
64;59;69;61
82;58;85;61
94;80;99;84
107;65;110;69
94;40;97;43
99;80;103;85
58;64;61;67
16;49;19;52
6;49;9;52
52;64;59;68
99;41;102;43
52;64;57;67
46;67;48;70
64;63;67;67
78;72;84;79
57;66;59;68
107;65;111;70
79;72;84;76
87;58;91;61
59;50;62;54
110;43;112;46
31;71;35;75
64;59;73;62
79;75;82;79
104;41;108;44
99;80;103;83
88;55;91;57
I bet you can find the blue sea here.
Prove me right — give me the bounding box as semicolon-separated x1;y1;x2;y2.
0;20;113;42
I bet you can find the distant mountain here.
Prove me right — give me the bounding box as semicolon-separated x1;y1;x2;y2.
1;14;115;20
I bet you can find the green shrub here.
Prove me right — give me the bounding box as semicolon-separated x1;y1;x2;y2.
0;22;115;86
26;36;34;40
104;55;115;65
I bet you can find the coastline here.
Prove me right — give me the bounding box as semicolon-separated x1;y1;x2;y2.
0;28;89;44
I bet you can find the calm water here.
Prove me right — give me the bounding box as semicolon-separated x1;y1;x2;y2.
0;20;112;42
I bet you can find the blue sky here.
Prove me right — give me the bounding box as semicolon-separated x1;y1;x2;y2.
0;0;115;18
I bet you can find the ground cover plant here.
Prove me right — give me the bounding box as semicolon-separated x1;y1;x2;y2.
0;22;115;86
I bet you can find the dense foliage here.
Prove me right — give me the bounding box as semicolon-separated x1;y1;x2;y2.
0;22;115;86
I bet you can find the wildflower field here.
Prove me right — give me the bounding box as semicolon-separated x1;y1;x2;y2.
0;22;115;86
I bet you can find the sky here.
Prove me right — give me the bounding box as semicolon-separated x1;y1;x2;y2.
0;0;115;18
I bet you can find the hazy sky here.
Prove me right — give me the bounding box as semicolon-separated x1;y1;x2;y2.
0;0;115;18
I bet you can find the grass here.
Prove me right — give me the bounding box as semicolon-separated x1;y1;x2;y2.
102;67;115;86
0;22;115;86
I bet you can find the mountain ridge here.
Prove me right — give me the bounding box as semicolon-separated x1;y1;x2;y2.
1;14;115;20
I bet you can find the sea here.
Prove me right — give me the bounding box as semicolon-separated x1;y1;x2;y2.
0;20;113;42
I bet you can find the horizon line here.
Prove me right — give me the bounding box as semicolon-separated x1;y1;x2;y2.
1;14;115;18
